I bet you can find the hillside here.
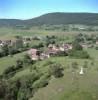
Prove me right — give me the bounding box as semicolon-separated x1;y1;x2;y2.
0;12;98;27
0;19;25;27
28;12;98;26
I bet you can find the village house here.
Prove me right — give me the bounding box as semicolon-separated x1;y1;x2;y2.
0;39;12;47
23;36;32;41
28;48;40;60
40;52;50;60
0;43;3;47
0;37;23;49
47;43;72;56
48;44;60;55
0;40;3;47
80;43;88;49
62;43;72;51
96;41;98;45
28;48;50;60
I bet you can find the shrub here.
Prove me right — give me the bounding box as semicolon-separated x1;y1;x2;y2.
32;74;50;89
23;54;33;65
38;42;44;48
49;63;64;78
57;51;68;56
95;46;98;50
44;60;54;66
69;50;90;59
72;40;83;50
16;59;23;69
3;65;15;75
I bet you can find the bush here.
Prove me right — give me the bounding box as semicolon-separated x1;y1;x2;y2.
49;63;64;78
38;42;44;48
17;73;41;100
16;59;23;69
32;74;50;89
44;60;55;66
3;65;15;75
69;50;90;59
72;40;83;50
23;54;34;65
57;51;68;56
95;46;98;50
0;80;6;98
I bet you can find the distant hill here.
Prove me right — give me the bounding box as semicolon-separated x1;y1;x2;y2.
0;12;98;27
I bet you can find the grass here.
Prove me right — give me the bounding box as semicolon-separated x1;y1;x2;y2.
0;27;98;39
8;55;98;100
87;48;98;59
0;51;26;75
30;68;98;100
29;50;98;100
0;28;98;100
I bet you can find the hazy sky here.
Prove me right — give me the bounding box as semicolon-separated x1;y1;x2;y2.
0;0;98;19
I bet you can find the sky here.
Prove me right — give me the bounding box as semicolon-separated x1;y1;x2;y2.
0;0;98;19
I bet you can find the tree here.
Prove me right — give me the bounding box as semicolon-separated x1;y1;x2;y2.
75;33;85;43
3;65;15;75
38;42;44;48
16;59;23;69
23;54;32;65
69;50;90;59
45;35;56;47
72;40;83;50
0;80;6;98
49;63;64;78
0;48;4;57
32;74;50;89
17;75;36;100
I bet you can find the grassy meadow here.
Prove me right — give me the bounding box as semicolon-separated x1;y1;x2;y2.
0;27;98;100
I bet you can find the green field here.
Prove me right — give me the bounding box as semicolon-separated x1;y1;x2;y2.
30;50;98;100
0;51;26;75
0;27;98;100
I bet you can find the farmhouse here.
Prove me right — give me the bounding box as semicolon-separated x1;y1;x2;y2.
28;48;40;60
62;43;72;51
48;44;60;55
0;40;3;47
81;43;88;49
40;52;50;60
96;41;98;45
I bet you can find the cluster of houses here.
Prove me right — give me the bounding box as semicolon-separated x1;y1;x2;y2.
0;35;40;48
1;34;98;59
27;39;98;61
27;43;73;61
80;40;98;49
0;40;11;47
0;38;23;50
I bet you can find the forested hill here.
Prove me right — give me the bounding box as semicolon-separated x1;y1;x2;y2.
0;12;98;27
